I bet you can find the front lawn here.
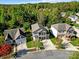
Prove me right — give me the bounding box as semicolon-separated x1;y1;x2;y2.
50;37;57;44
27;40;43;48
71;38;79;46
50;37;63;49
74;24;79;29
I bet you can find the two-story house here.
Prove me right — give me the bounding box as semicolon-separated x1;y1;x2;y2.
31;23;49;41
4;28;27;52
50;23;76;38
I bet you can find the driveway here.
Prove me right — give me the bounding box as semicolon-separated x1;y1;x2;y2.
62;36;79;51
17;43;27;51
65;43;79;51
16;43;27;57
42;39;57;50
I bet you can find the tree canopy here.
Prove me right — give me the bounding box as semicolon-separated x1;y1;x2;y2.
0;2;79;34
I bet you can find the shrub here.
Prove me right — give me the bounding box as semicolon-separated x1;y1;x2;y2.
0;44;12;57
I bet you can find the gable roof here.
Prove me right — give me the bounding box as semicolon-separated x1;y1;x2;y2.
4;28;25;40
14;29;25;40
51;23;71;32
31;23;48;33
5;34;13;40
31;23;40;32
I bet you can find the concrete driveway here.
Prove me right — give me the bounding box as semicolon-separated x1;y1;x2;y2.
42;39;57;50
15;43;27;58
65;43;79;51
62;36;79;51
17;43;27;51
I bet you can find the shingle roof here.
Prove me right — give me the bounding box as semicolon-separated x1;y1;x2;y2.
31;23;48;33
31;23;40;32
4;28;25;40
51;23;71;32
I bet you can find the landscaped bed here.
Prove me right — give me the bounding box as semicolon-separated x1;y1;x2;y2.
71;38;79;46
27;40;44;49
0;36;4;45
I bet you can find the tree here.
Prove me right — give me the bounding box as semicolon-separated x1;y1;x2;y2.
0;35;4;45
23;22;30;30
0;2;79;35
37;9;46;26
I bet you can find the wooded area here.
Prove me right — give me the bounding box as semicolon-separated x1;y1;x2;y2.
0;2;79;35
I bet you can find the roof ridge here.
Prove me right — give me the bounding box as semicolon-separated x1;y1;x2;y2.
5;33;13;40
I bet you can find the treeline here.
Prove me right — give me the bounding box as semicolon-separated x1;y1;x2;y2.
0;2;79;35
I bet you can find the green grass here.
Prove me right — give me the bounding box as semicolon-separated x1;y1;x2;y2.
50;37;57;44
0;36;4;45
71;38;79;46
27;40;43;48
50;37;64;49
69;52;79;59
74;24;79;29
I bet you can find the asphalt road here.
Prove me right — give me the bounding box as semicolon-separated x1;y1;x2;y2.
16;50;73;59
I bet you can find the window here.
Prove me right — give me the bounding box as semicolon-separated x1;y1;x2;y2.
6;40;13;44
39;33;41;35
39;37;41;39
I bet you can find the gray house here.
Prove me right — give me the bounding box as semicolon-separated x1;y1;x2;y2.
4;28;27;51
31;23;49;41
50;23;76;38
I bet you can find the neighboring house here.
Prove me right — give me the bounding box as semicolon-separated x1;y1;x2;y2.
31;23;49;41
4;28;27;51
76;19;79;24
50;23;76;38
61;12;66;17
68;15;78;21
76;13;79;16
73;26;79;38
